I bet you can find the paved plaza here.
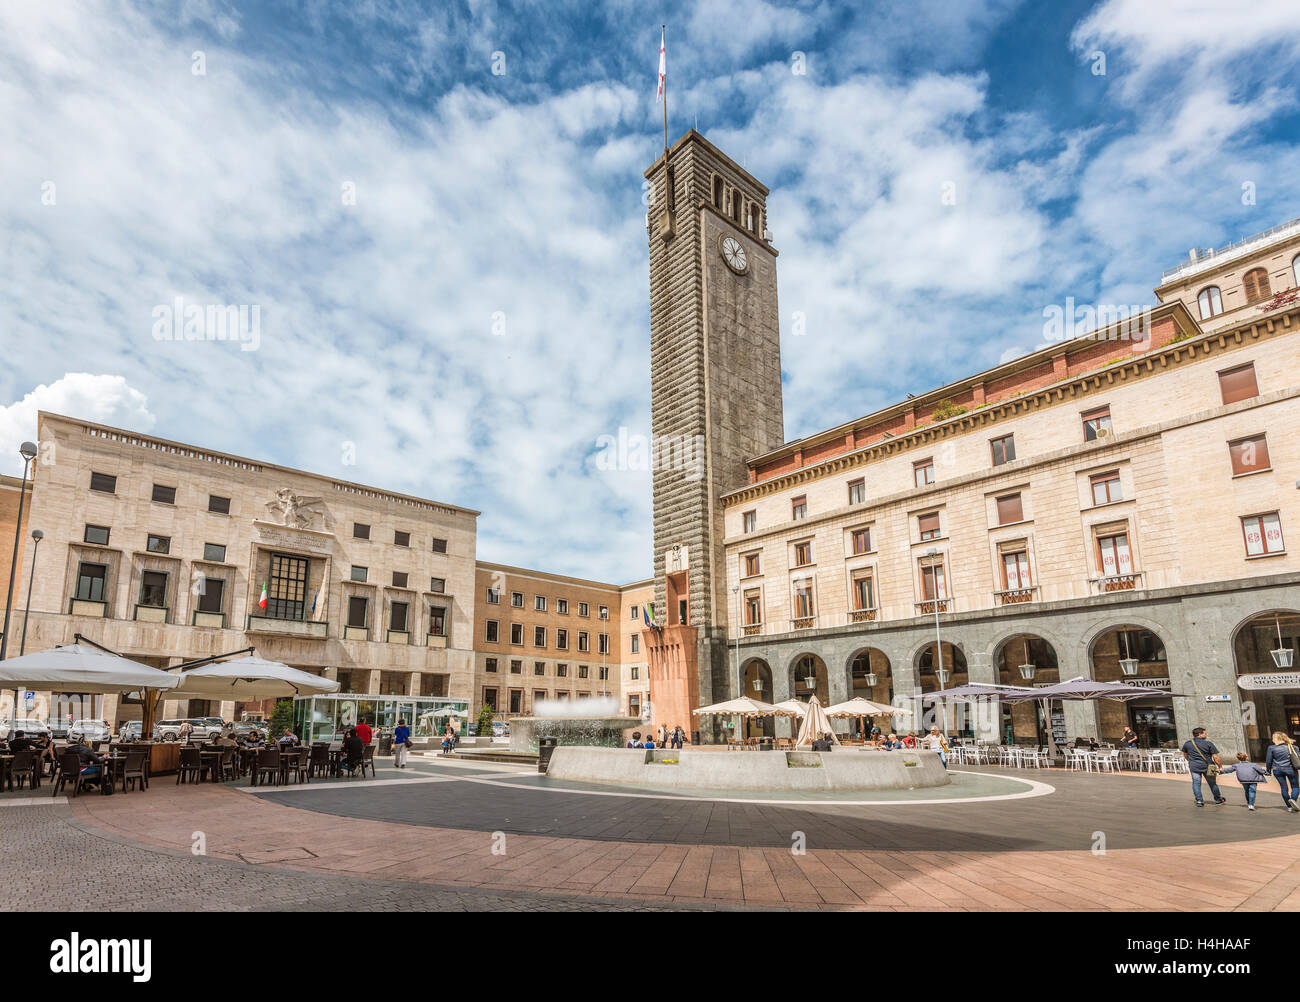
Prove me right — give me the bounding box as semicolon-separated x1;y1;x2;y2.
8;755;1300;911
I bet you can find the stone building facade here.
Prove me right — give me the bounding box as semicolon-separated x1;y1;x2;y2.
3;412;479;726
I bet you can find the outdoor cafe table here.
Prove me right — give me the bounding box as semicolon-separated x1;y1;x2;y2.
98;752;130;794
244;745;307;786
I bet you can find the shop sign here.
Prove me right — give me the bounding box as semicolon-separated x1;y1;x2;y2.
1237;672;1300;691
1204;695;1231;703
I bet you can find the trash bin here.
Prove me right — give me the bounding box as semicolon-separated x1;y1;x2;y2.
538;736;558;774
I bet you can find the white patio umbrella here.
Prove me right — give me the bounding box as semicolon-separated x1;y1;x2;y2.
0;643;184;696
825;696;912;741
771;698;808;717
691;696;796;717
169;655;340;701
795;694;838;748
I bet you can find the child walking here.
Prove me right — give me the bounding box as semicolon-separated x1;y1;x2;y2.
1220;752;1269;810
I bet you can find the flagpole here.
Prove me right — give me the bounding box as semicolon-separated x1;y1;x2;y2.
661;24;669;157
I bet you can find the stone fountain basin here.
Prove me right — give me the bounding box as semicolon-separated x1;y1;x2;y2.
507;715;640;754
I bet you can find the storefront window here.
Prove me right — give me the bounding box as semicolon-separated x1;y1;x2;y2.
292;694;470;744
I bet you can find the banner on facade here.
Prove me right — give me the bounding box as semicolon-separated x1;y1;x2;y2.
1237;672;1300;691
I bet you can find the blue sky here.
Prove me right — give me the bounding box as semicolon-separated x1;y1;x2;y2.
2;0;1299;583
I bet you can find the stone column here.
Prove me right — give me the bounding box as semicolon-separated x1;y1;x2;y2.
407;671;422;698
965;651;999;742
364;669;381;694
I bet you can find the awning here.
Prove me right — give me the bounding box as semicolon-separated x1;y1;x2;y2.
0;643;184;696
169;655;340;701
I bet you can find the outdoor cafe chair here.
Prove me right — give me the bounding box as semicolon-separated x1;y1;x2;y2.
1094;750;1120;773
1064;748;1088;772
176;747;204;784
255;747;282;785
10;749;38;790
52;751;93;798
308;744;332;779
286;749;310;784
360;744;376;779
121;750;148;792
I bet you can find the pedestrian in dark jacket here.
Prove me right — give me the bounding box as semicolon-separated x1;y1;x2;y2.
1181;727;1225;806
1219;752;1269;810
1264;732;1300;812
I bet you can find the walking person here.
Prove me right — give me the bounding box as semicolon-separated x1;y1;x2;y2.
1219;752;1269;811
1181;726;1226;806
1264;731;1300;812
393;718;411;769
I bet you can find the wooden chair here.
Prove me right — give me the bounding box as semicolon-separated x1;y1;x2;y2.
176;747;203;784
121;750;148;792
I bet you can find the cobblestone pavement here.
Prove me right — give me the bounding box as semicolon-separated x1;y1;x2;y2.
1;805;753;911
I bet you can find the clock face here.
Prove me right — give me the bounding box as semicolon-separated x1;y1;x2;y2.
720;235;748;274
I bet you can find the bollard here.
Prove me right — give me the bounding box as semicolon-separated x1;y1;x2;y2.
538;735;558;774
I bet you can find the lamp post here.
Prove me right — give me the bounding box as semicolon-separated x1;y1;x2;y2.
3;442;38;732
925;547;946;731
599;605;609;699
1271;613;1295;669
732;583;740;698
19;529;43;656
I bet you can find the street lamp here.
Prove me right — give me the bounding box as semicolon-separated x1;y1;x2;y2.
1118;629;1140;677
18;529;43;656
1018;637;1036;680
1271;613;1295;669
732;582;740;698
3;441;38;732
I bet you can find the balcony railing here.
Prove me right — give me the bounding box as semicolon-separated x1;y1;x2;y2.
742;624;762;636
192;610;226;628
68;598;107;618
915;599;950;615
995;587;1037;606
1094;572;1144;594
849;608;878;623
133;604;168;624
246;614;328;639
792;616;817;630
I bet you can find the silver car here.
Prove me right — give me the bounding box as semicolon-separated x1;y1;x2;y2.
3;718;50;741
68;719;112;742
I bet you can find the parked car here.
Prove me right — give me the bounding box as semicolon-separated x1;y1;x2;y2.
68;719;112;743
157;717;224;742
231;721;266;739
3;718;50;741
117;721;161;741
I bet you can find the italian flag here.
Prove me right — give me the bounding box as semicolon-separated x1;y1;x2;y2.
258;582;268;610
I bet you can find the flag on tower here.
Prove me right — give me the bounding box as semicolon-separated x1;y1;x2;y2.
258;582;268;610
656;26;666;102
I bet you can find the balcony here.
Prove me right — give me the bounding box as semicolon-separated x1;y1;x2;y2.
133;604;168;624
386;629;410;645
792;616;817;630
915;599;951;615
1094;572;1144;595
192;610;226;628
426;633;448;649
343;625;369;642
742;624;762;636
68;598;107;618
849;608;878;623
995;587;1037;606
246;614;328;640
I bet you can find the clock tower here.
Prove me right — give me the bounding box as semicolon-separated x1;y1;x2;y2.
643;130;786;735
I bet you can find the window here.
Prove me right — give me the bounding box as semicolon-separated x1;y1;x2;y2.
392;571;408;589
1242;512;1285;556
598;605;609;619
197;576;224;614
510;623;524;645
851;570;875;611
557;599;568;614
146;534;170;554
534;595;547;612
914;459;935;487
599;633;610;655
1096;531;1133;577
208;495;230;514
483;688;499;710
139;571;167;608
578;665;589;679
353;523;370;540
1229;434;1271;476
431;537;448;553
918;512;941;541
793;581;815;619
394;530;410;547
628;694;641;716
793;541;812;567
152;484;176;505
429;606;447;636
713;174;724;208
631;635;640;654
744;553;760;576
84;524;110;545
509;690;522;713
203;542;226;562
89;472;117;494
485;658;498;673
599;666;609;681
578;602;589;617
1197;286;1223;320
920;560;946;601
510;660;522;675
1242;267;1271;304
511;592;524;608
350;565;368;583
996;494;1023;525
1295;254;1300;287
848;479;866;505
534;626;546;647
851;528;871;555
629;605;639;620
486;587;500;604
1082;407;1112;441
75;563;107;602
534;662;546;676
346;595;368;629
630;666;639;680
990;434;1016;466
266;554;310;620
556;628;568;650
430;577;445;593
1090;471;1122;506
557;663;568;677
1001;548;1031;590
791;496;807;520
390;602;409;633
486;620;499;643
743;510;757;533
744;590;762;625
578;632;590;652
1218;363;1259;405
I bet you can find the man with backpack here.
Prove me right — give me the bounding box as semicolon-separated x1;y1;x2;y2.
1181;726;1226;807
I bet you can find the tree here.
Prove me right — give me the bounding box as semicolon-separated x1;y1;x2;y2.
268;698;295;739
477;703;494;737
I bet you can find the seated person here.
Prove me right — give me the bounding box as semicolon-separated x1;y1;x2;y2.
643;736;656;750
277;729;299;747
626;731;642;749
68;739;104;785
243;729;266;748
879;733;899;750
810;733;831;751
340;727;364;775
8;730;34;753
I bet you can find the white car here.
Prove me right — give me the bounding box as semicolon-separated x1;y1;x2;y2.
68;719;112;742
3;718;50;740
